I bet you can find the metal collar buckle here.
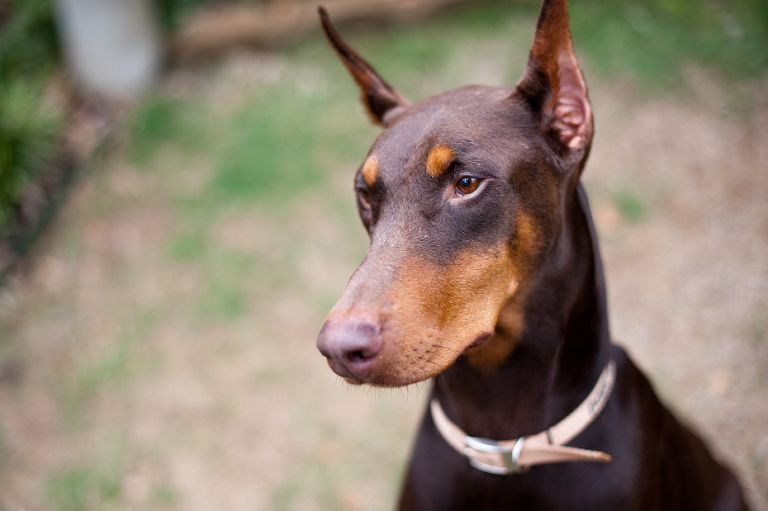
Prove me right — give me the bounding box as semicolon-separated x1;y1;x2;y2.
463;435;529;475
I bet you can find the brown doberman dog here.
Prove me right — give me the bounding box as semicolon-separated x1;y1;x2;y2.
315;0;749;509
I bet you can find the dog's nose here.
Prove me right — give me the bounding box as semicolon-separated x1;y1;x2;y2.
316;315;383;381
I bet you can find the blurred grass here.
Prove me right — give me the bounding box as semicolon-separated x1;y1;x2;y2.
612;185;648;222
128;96;209;167
570;0;768;86
45;465;121;511
61;309;159;425
0;79;61;225
210;91;328;206
44;438;124;511
0;0;62;228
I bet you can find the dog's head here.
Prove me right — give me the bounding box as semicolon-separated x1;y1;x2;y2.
316;0;592;386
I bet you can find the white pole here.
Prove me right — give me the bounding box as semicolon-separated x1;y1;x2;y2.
54;0;161;100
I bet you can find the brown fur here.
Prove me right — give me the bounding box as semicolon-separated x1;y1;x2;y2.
465;298;524;369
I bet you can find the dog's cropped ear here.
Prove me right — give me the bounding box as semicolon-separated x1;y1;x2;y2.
319;7;410;126
516;0;592;155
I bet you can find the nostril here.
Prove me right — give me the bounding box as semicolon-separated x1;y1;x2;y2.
347;350;364;362
341;322;382;360
317;315;383;379
345;348;378;364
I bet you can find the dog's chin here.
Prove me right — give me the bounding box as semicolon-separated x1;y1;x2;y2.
347;377;400;387
341;363;445;388
344;354;462;387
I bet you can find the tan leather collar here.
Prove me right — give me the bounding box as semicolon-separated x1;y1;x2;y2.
430;360;616;475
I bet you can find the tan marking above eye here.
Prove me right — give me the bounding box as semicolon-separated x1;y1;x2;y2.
426;145;456;178
362;156;379;187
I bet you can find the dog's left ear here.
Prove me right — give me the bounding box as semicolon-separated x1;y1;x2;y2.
319;7;410;126
516;0;592;156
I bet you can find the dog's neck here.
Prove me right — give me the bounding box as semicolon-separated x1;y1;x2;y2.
435;182;612;440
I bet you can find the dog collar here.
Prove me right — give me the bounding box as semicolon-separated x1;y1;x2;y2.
430;360;616;475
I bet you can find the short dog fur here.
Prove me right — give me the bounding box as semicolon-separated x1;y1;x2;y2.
315;1;749;509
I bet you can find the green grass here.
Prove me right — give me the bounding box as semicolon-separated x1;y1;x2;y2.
45;463;121;511
748;305;767;346
569;0;768;87
43;436;177;511
272;475;302;511
612;186;648;222
197;276;248;320
128;95;212;166
152;484;178;506
0;77;61;226
167;229;207;262
210;93;328;206
0;0;61;229
61;310;158;424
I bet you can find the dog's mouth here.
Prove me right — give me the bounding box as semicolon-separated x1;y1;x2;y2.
465;331;493;351
324;356;366;385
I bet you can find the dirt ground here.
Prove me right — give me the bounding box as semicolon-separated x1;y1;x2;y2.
0;43;766;511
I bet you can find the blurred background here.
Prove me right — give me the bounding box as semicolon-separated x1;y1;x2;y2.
0;0;766;509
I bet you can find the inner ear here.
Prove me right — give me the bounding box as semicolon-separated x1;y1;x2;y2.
551;54;591;150
318;7;410;126
515;0;592;154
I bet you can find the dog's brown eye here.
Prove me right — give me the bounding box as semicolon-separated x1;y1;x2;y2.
456;177;481;196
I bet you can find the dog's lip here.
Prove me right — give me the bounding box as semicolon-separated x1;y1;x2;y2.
325;357;355;378
342;375;365;385
325;356;370;384
466;331;493;351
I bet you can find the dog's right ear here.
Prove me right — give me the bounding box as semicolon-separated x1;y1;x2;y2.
319;7;410;126
515;0;592;158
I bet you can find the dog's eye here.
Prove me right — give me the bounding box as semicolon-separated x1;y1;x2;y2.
455;177;481;196
357;189;371;209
